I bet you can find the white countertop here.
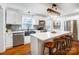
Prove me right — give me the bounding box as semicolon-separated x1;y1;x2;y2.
12;31;25;33
31;31;70;41
6;30;43;34
6;31;25;33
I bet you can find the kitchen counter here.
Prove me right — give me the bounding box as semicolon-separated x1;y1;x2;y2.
5;30;41;48
30;31;71;55
31;31;70;41
6;31;25;33
6;30;40;33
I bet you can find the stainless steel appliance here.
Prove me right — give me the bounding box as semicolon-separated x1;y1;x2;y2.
13;32;24;47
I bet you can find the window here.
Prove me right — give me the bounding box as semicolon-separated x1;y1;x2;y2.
45;16;52;31
22;15;33;29
53;21;61;30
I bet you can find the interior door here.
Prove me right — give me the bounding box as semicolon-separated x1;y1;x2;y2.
64;20;71;31
77;20;79;40
72;20;78;40
64;20;78;40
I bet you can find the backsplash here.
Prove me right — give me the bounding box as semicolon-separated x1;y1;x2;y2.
6;24;22;31
11;25;22;31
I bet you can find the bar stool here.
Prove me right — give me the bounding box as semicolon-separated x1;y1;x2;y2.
65;35;73;47
43;41;55;55
54;37;66;55
60;35;73;54
43;37;61;55
59;36;66;49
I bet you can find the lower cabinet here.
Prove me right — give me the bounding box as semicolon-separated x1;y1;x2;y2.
24;36;30;44
5;32;31;49
5;32;13;49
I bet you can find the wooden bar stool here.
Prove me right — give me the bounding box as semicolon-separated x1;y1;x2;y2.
59;35;73;54
43;41;55;55
59;36;66;49
54;37;66;55
65;35;73;47
43;37;63;55
65;35;73;51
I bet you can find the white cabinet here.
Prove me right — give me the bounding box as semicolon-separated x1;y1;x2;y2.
6;9;15;24
6;8;22;24
15;12;22;24
24;36;30;44
5;32;13;49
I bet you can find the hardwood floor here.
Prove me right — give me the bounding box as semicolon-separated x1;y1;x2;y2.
67;40;79;55
1;44;31;55
0;40;79;55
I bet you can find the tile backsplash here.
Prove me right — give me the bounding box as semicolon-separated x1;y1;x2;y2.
11;25;22;31
6;24;22;31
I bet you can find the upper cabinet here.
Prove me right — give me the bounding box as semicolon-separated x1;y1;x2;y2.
6;8;22;24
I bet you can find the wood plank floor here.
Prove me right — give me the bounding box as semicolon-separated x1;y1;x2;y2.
1;44;31;55
67;40;79;55
0;41;79;55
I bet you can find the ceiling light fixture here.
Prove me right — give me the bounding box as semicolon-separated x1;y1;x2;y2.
47;4;60;15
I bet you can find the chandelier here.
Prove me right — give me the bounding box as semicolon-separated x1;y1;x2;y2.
47;4;60;15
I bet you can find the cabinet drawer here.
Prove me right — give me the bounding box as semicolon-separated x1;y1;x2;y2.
5;32;13;49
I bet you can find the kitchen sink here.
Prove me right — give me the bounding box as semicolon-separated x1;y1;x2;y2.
25;31;36;36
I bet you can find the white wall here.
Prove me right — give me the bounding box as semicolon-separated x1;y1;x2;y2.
0;7;5;52
77;20;79;40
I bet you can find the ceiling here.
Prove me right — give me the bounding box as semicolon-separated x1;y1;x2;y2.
1;3;79;17
57;3;79;16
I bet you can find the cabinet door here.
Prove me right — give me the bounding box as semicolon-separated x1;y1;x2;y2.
6;9;16;24
15;13;22;24
24;36;30;44
6;9;22;24
5;33;13;49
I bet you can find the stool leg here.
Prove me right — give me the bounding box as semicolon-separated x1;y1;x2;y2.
69;40;72;47
49;48;52;55
43;46;45;55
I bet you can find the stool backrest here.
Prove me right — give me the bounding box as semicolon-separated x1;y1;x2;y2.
54;38;62;50
65;35;73;40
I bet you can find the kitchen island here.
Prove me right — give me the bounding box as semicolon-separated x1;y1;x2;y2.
30;31;70;55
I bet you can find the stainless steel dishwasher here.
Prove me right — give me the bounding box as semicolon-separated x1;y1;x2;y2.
13;32;24;47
